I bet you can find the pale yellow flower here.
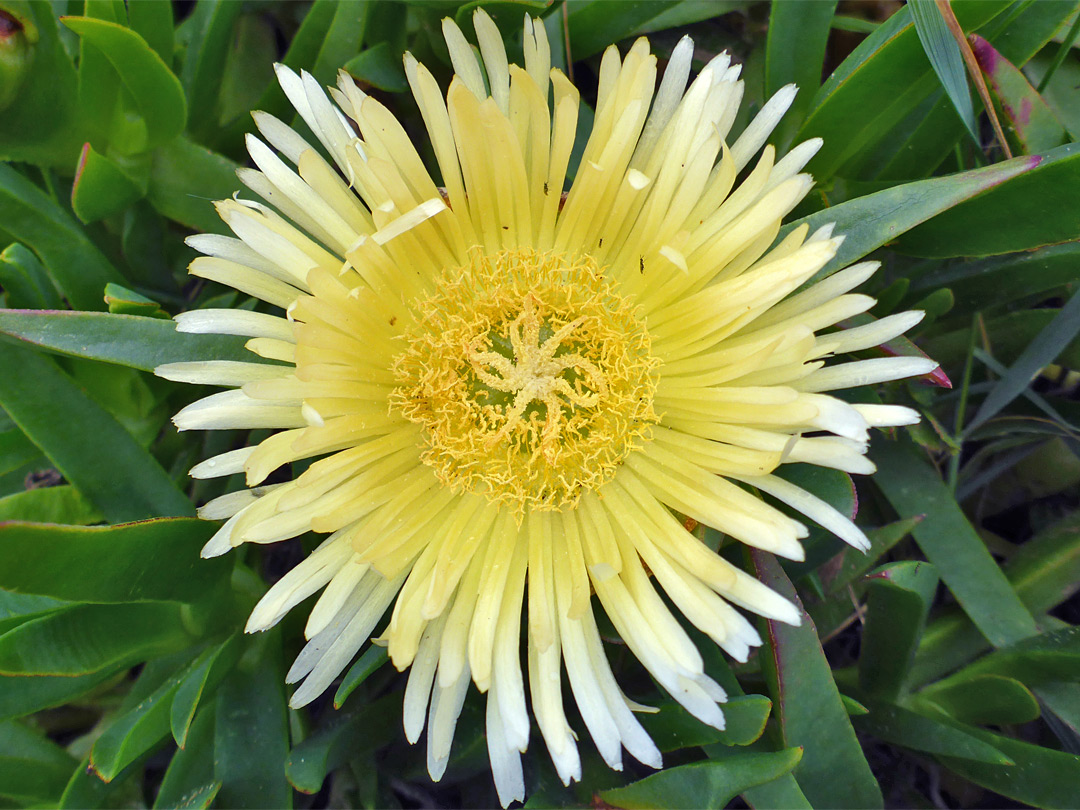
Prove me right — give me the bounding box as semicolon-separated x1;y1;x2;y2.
158;11;932;804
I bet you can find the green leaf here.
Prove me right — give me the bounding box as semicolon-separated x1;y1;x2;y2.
780;150;1041;285
0;0;81;166
822;516;921;595
171;635;243;748
853;701;1013;765
764;0;838;148
214;635;291;809
912;507;1080;687
0;669;116;722
178;0;243;141
0;309;256;372
90;659;191;781
286;693;399;794
0;485;103;524
898;142;1080;257
332;644;388;708
858;561;939;700
943;626;1080;686
870;437;1038;648
748;550;882;809
0;601;192;676
909;0;978;143
938;726;1080;807
343;42;408;93
741;773;812;810
0;519;228;603
0;345;194;522
641;695;772;752
70;143;146;224
565;1;681;61
971;34;1068;154
0;720;76;803
0;243;62;309
125;0;173;65
104;283;169;318
154;704;221;810
920;673;1041;725
599;748;804;810
147;136;240;232
799;1;1011;180
0;163;124;311
62;16;187;151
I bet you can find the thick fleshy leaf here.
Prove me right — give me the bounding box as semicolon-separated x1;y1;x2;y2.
920;673;1041;726
780;150;1041;284
104;284;169;318
62;16;186;150
939;727;1080;807
943;626;1080;686
748;550;882;809
822;516;922;595
764;0;837;145
599;748;803;810
0;164;124;311
565;1;681;60
214;634;291;808
177;0;242;140
858;561;939;700
971;34;1068;154
70;143;146;223
853;702;1013;765
870;437;1038;648
332;645;388;708
912;507;1080;687
0;670;116;722
0;243;62;310
897;142;1080;257
342;42;408;93
0;0;81;166
154;705;220;810
0;602;192;676
0;719;77;803
0;345;193;522
0;486;103;524
909;0;978;142
741;773;812;810
171;635;243;748
147;137;240;233
0;309;256;372
798;1;1010;180
286;693;399;794
641;695;772;752
0;519;227;603
125;0;173;64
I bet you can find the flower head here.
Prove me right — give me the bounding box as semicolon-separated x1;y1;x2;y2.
159;11;934;804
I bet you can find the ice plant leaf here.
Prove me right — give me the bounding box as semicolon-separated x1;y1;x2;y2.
70;142;146;224
171;636;244;749
0;163;123;311
765;0;837;146
0;486;102;525
970;34;1069;155
0;602;193;677
852;702;1013;765
780;150;1041;284
147;137;241;233
908;0;979;144
749;550;883;809
0;309;257;372
938;727;1080;807
0;345;194;522
870;437;1038;647
599;747;804;810
0;670;116;723
857;561;939;701
155;13;936;803
897;141;1080;257
61;16;187;150
920;673;1041;726
799;1;1011;180
0;243;62;310
0;519;227;604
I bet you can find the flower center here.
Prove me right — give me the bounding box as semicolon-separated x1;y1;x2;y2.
390;248;659;513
